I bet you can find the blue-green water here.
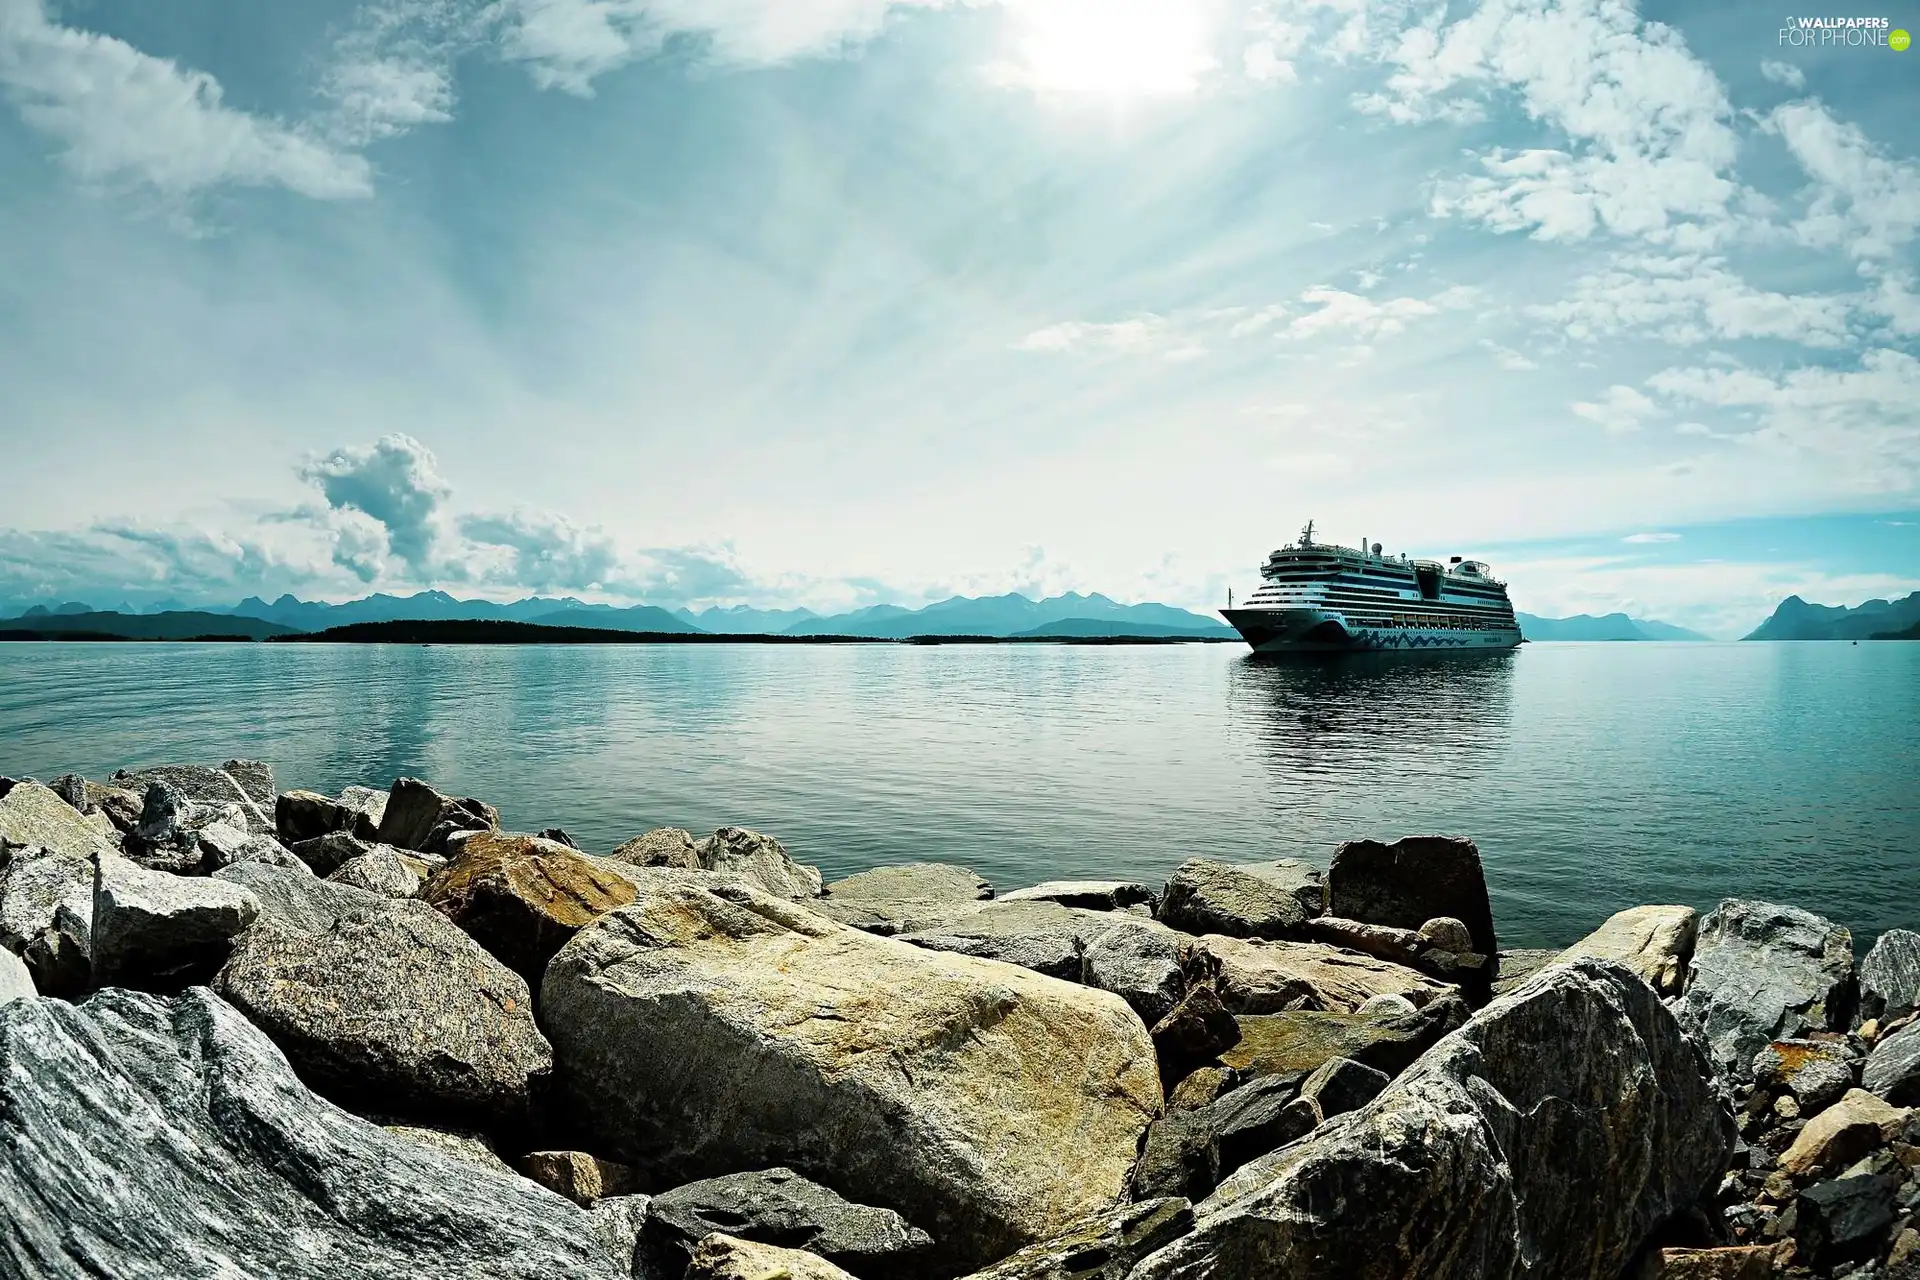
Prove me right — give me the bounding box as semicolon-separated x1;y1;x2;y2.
1;641;1914;948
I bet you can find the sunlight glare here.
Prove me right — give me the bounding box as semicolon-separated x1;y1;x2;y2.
998;0;1218;98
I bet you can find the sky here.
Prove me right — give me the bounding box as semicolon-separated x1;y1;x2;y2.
0;0;1916;637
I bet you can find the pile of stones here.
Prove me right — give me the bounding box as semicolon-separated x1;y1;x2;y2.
0;761;1915;1280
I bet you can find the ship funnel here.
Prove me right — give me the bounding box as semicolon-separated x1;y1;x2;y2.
1372;542;1382;555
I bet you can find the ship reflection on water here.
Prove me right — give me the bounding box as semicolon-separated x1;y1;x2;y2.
1226;650;1518;784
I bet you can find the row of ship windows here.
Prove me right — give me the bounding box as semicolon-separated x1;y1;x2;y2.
1349;616;1514;631
1251;591;1513;612
1260;577;1509;601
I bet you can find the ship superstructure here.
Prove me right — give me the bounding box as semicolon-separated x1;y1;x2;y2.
1221;521;1523;653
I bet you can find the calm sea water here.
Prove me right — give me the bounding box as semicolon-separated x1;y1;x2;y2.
1;641;1914;948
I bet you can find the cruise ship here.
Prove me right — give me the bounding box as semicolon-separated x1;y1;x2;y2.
1221;521;1523;653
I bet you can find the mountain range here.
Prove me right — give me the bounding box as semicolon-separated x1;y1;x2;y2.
1514;612;1712;642
9;589;1918;642
1742;591;1920;641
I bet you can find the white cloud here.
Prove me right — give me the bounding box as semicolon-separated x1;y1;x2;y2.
1531;254;1855;348
462;508;621;592
1479;339;1537;370
1648;349;1920;492
1016;317;1164;352
1362;0;1743;247
1280;284;1472;341
0;0;370;198
1866;273;1920;337
1621;531;1680;543
298;434;456;578
1758;60;1804;90
1768;99;1920;261
1571;384;1657;433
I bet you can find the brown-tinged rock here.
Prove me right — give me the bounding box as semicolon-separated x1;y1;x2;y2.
423;832;638;985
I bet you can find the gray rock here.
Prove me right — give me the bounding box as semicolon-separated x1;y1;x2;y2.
813;862;995;935
1796;1172;1900;1266
0;947;33;1004
1187;933;1455;1015
375;778;499;852
1298;1054;1390;1118
1221;996;1468;1083
92;854;259;988
328;847;423;898
276;789;380;844
1325;836;1496;958
214;899;552;1123
1864;1021;1920;1105
589;1194;655;1280
610;827;702;868
1130;1108;1222;1202
1132;960;1734;1280
998;880;1157;913
542;880;1159;1271
0;844;96;996
46;773;88;811
1416;916;1474;954
645;1167;932;1278
1676;898;1855;1082
1861;928;1920;1025
1150;979;1241;1085
196;822;305;873
0;987;624;1279
955;1198;1193;1280
1156;859;1322;940
902;900;1188;1023
694;827;823;899
289;830;372;876
0;780;118;862
124;780;216;872
111;763;272;834
213;861;387;934
1752;1038;1858;1112
536;827;580;849
1357;993;1417;1018
1555;905;1698;997
337;784;389;828
1302;915;1424;966
1210;1072;1314;1178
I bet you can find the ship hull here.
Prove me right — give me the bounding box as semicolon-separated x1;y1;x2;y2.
1222;608;1522;654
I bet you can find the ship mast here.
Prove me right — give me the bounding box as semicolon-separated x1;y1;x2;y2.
1300;519;1314;547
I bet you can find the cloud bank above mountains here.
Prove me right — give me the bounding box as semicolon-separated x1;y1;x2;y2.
0;0;1915;632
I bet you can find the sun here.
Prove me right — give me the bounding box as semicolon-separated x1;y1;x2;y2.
998;0;1219;98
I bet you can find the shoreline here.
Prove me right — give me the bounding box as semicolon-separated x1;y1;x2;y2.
2;762;1916;1278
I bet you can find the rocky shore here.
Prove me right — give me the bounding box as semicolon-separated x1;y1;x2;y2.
1;761;1916;1280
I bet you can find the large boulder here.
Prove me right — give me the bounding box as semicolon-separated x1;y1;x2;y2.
1860;928;1920;1024
423;833;639;986
1324;836;1496;958
1219;995;1470;1082
644;1167;932;1279
693;827;823;899
1557;904;1698;997
1156;859;1322;941
542;880;1160;1272
0;844;95;997
213;899;552;1124
1776;1087;1910;1176
0;987;625;1279
1676;899;1855;1082
813;863;995;935
91;854;259;989
375;777;499;853
901;900;1188;1023
0;781;118;862
1864;1020;1920;1105
275;788;381;844
196;822;305;873
955;1198;1193;1280
611;826;702;868
1132;960;1734;1279
1149;979;1241;1086
327;847;424;898
109;762;273;834
212;861;388;934
1188;934;1455;1014
123;779;247;873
